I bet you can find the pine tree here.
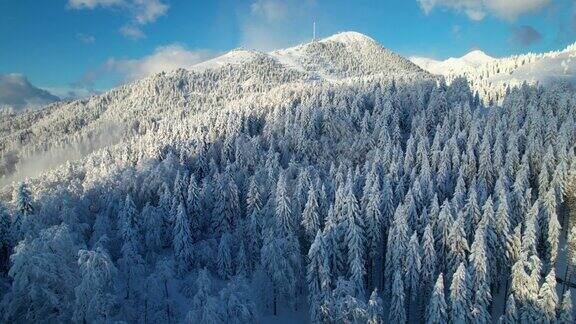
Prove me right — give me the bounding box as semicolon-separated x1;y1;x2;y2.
405;231;421;303
0;203;12;272
543;188;560;269
450;262;471;324
219;276;258;324
142;203;163;257
275;173;293;235
557;290;573;324
421;224;437;316
302;185;320;245
366;288;384;324
173;202;193;273
499;294;518;324
385;203;409;291
73;247;118;323
307;230;331;323
261;229;296;316
389;270;407;324
469;224;491;324
120;194;139;248
187;268;222;323
344;183;366;298
12;182;34;240
235;242;249;277
364;179;382;289
118;238;145;302
426;273;448;324
447;213;469;280
537;269;558;323
217;232;233;280
435;200;452;274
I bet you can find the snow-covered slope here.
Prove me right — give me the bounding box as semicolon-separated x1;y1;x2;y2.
411;50;494;76
271;31;426;80
0;31;430;183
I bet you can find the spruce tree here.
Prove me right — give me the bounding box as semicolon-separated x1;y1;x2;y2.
450;262;471;324
173;202;193;273
217;232;233;280
366;288;384;324
557;290;573;324
389;270;407;324
426;273;448;324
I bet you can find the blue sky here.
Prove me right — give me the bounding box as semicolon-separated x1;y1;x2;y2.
1;0;575;97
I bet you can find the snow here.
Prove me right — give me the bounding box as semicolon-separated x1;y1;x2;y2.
410;50;494;76
191;48;261;72
319;31;377;45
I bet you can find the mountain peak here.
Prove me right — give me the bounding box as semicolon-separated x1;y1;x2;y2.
320;31;376;45
461;49;493;65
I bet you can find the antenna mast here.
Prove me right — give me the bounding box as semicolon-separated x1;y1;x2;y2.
313;21;316;42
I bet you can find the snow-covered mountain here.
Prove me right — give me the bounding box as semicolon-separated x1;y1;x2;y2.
411;50;494;76
411;43;576;103
0;32;430;183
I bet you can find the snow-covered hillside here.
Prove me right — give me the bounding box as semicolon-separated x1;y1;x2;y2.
411;50;494;76
0;32;430;184
0;31;575;324
411;43;576;103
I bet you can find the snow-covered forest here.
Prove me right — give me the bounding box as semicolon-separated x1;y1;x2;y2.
0;32;576;323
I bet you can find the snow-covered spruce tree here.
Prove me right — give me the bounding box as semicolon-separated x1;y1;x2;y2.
119;194;140;249
235;242;249;277
173;202;194;274
499;293;518;324
275;172;293;235
186;268;223;323
11;182;34;241
219;276;258;324
449;262;471;324
328;278;367;322
261;228;297;316
468;225;491;324
420;224;437;317
364;177;382;290
307;230;331;324
117;236;145;320
343;182;366;298
302;184;321;246
405;230;421;316
557;290;573;324
537;268;558;323
389;270;407;324
426;273;448;324
217;231;233;279
73;247;118;323
385;203;409;291
141;202;163;257
366;288;384;324
447;213;468;281
0;203;11;272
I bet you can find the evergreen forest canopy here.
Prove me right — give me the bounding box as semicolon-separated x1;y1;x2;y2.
0;33;575;323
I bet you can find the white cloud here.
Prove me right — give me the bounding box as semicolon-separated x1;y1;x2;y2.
67;0;168;39
105;44;215;81
417;0;551;21
240;0;318;51
76;33;96;44
119;25;146;40
68;0;123;9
